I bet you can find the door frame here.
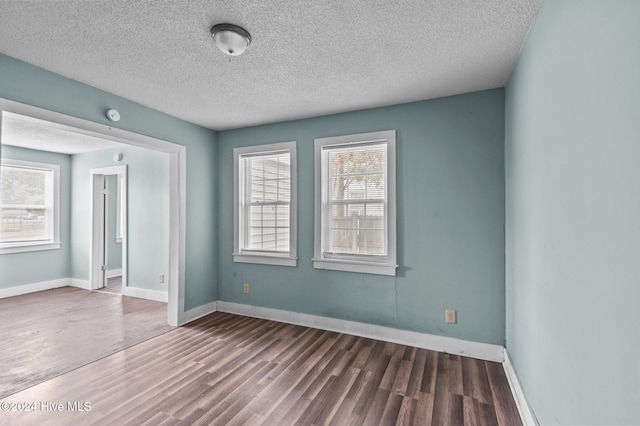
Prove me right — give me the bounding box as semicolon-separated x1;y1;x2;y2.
89;165;127;291
0;97;186;326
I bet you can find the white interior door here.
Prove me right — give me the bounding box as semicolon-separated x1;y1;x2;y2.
91;174;108;289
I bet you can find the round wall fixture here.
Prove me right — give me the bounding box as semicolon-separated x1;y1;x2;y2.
211;23;252;56
113;153;123;162
106;109;121;122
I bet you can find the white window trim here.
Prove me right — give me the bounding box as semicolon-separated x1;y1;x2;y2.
233;141;297;267
0;158;61;254
313;130;397;276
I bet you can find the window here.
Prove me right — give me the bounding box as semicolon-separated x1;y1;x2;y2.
0;159;60;254
233;141;297;266
314;130;396;275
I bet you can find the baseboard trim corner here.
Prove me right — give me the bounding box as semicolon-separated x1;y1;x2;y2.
181;301;218;325
216;301;504;362
69;278;92;290
503;349;537;426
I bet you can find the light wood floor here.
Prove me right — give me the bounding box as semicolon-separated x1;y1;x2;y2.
0;286;172;399
0;312;521;425
95;276;123;295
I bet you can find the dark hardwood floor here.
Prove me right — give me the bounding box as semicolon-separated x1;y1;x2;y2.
0;286;172;399
0;312;521;425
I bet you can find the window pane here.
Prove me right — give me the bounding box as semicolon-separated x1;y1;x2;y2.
330;175;348;201
263;157;278;179
350;149;366;174
345;229;359;253
276;228;289;251
262;227;276;250
250;158;264;180
366;175;385;199
263;179;278;202
0;207;47;242
262;205;276;227
366;146;385;172
331;229;347;253
1;167;48;205
277;154;290;179
247;227;263;250
329;151;349;176
250;180;264;203
365;203;385;229
276;205;289;227
249;206;262;227
364;230;385;254
330;204;347;229
278;179;290;202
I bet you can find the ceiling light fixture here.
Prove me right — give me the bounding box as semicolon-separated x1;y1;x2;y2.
211;23;252;56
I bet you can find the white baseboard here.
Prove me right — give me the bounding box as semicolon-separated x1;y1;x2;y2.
0;278;69;299
503;349;537;426
181;301;218;324
216;301;504;362
106;268;122;278
69;278;92;290
122;286;168;303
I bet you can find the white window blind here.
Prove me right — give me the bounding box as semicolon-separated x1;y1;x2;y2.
243;152;291;252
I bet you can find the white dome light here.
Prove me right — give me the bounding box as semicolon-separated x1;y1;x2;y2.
211;23;252;56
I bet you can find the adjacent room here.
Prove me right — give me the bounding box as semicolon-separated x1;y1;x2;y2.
0;0;638;425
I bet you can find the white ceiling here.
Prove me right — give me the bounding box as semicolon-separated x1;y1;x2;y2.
0;0;541;131
2;112;125;155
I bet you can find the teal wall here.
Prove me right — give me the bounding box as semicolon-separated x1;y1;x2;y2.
106;175;122;271
505;1;640;424
0;146;71;287
0;53;218;308
70;146;169;292
218;90;506;345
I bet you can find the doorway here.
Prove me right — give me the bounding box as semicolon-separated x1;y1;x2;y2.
0;97;186;326
90;166;127;292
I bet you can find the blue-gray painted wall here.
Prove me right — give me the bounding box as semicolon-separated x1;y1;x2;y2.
506;0;640;424
0;146;72;287
0;54;218;308
217;90;506;345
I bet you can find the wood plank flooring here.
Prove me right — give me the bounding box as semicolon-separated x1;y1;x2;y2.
0;312;521;425
0;286;172;399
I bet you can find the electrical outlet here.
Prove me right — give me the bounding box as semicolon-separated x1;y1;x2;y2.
243;283;249;294
159;274;164;283
445;309;456;324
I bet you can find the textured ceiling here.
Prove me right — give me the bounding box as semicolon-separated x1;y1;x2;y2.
0;0;541;131
2;112;125;155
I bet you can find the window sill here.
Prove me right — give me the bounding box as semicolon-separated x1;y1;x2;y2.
233;253;297;267
312;258;397;276
0;242;61;255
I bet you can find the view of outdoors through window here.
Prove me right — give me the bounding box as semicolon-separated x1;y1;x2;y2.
244;152;290;252
0;165;52;243
326;144;386;255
